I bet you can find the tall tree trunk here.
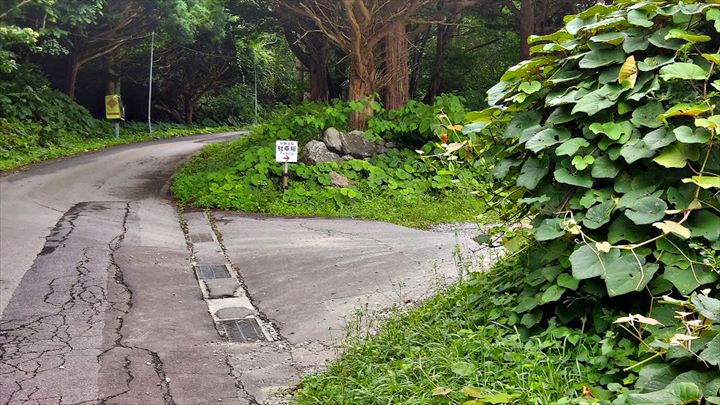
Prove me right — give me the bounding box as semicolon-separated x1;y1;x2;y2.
184;98;194;124
409;27;431;100
348;53;376;129
383;21;409;110
282;26;330;102
309;58;329;102
424;23;457;104
519;0;535;60
64;55;80;100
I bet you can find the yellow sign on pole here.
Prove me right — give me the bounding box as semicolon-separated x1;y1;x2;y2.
105;95;121;120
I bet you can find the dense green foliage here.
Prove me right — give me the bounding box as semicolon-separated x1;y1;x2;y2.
294;2;720;404
0;69;233;171
172;98;497;228
454;0;719;402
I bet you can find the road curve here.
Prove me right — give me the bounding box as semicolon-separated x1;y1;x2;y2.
0;132;240;315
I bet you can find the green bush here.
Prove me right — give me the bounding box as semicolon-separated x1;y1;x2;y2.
0;67;111;144
172;98;498;228
194;83;256;126
461;0;719;401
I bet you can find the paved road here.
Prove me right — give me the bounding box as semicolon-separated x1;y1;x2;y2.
0;133;494;404
0;133;244;404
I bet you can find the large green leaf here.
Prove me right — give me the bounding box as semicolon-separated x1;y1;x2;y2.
653;142;690;168
556;273;579;290
572;83;625;116
631;101;665;128
541;284;566;303
664;28;711;42
517;157;549;190
503;110;542;139
635;364;680;392
659;62;708;80
554;168;593;188
628;75;660;101
627;9;654;27
620;139;655;163
688;210;720;241
683;176;720;189
570;244;611;280
591;155;622;178
648;28;686;50
604;258;658;297
583;200;615;229
638;54;675;71
659;103;712;121
708;8;720;32
487;81;513;106
662;266;719;295
608;215;650;244
691;294;720;321
590;32;626;46
643;128;676;150
624;34;651;53
589;121;630;140
674;126;711;144
625;196;668;225
699;335;720;366
526;128;571;152
556;138;590;156
534;218;566;241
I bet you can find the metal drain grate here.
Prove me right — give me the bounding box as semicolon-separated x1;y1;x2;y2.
221;318;267;342
196;264;231;279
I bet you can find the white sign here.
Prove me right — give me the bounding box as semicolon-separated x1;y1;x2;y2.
275;140;298;163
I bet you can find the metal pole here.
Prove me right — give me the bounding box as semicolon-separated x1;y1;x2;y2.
282;162;289;190
253;53;258;125
115;122;120;139
147;31;154;132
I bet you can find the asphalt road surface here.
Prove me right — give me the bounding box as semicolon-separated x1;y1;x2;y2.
0;133;244;404
0;133;494;404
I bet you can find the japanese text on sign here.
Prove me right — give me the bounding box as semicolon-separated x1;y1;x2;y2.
275;140;298;163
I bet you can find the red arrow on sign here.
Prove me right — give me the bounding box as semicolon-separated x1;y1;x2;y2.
283;155;290;161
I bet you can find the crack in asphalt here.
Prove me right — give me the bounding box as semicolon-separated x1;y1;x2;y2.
0;202;175;405
0;205;104;404
95;202;175;405
38;203;81;256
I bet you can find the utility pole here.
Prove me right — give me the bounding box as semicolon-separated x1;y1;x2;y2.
253;52;258;125
147;31;154;132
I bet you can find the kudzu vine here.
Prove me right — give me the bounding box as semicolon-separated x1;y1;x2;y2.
457;0;719;402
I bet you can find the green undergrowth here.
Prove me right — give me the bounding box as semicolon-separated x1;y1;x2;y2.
0;120;237;171
172;99;502;229
293;257;603;405
0;67;238;171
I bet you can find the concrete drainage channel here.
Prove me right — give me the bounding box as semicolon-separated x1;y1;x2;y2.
182;210;276;344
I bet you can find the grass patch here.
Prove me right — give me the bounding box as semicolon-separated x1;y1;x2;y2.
172;132;495;229
0;121;238;172
293;260;596;404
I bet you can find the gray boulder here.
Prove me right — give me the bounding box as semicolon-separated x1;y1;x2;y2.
301;140;342;165
340;130;380;159
323;127;343;154
329;171;354;187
